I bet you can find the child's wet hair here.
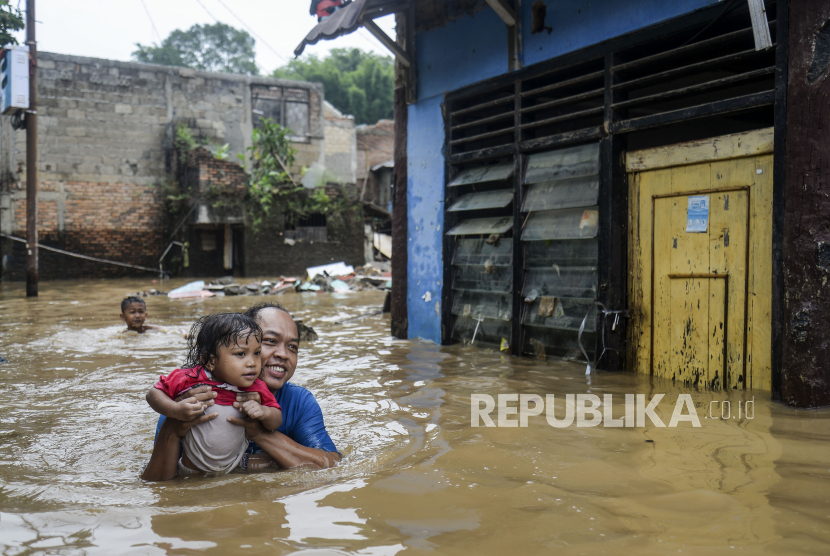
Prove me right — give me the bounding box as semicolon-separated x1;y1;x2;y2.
184;313;263;369
121;296;146;312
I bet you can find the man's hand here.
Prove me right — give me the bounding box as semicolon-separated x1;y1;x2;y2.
227;412;267;440
166;412;218;438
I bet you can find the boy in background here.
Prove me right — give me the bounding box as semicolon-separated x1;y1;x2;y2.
120;296;156;333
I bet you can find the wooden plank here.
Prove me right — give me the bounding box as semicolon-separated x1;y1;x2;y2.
449;144;514;165
521;71;605;98
611;24;762;73
362;19;412;67
626;128;774;172
627;172;645;373
748;0;773;51
707;190;730;390
611;48;772;92
449;126;513;146
451;111;514;132
781;0;830;407
611;91;775;135
668;164;711;384
484;0;516;26
611;67;775;112
770;0;788;401
750;154;774;391
451;94;514;118
518;126;603;152
648;168;674;377
710;159;752;391
520;88;603;115
519;106;604;130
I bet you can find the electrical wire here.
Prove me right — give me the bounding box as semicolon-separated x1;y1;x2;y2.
192;0;268;74
213;0;291;64
139;0;163;43
193;0;220;25
678;0;738;48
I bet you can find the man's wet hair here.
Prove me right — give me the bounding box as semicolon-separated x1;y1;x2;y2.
121;296;146;312
183;313;263;369
243;302;301;344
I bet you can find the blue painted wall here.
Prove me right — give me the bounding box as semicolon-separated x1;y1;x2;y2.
417;7;509;100
406;94;445;343
522;0;720;67
406;0;719;343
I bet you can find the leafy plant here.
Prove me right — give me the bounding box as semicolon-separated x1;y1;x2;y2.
243;118;359;231
214;143;230;161
0;1;24;46
174;123;198;162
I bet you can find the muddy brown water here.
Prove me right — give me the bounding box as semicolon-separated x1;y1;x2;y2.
0;278;829;555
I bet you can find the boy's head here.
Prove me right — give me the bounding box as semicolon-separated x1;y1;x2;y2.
120;296;148;332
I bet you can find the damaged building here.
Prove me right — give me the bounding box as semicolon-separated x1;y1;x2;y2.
0;52;367;279
296;0;830;408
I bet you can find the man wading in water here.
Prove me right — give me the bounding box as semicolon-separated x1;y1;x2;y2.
142;303;340;481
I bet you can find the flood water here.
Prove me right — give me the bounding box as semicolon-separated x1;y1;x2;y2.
0;278;829;555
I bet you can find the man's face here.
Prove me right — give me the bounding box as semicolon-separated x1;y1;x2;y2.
256;308;299;392
120;302;147;332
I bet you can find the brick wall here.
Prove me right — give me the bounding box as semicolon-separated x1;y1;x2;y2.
0;53;330;281
1;180;164;279
175;149;365;278
1;52;326;188
323;102;357;184
356;119;395;184
245;184;366;277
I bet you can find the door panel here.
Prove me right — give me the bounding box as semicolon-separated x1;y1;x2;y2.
629;152;772;392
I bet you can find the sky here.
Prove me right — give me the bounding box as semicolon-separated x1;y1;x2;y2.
12;0;398;74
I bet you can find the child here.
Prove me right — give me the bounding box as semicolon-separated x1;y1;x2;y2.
146;313;282;474
120;296;156;333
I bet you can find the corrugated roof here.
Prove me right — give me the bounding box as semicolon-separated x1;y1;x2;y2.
295;0;408;57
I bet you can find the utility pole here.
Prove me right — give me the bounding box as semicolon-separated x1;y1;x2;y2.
25;0;37;297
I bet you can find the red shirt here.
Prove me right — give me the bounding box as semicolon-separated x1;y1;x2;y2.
154;367;280;409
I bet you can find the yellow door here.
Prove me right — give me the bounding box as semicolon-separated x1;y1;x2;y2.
627;129;773;391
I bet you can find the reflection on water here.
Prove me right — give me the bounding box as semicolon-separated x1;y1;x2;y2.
0;278;829;555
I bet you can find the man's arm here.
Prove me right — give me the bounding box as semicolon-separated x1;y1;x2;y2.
227;414;340;469
141;413;216;481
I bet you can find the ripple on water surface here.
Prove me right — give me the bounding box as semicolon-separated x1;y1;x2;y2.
0;279;829;555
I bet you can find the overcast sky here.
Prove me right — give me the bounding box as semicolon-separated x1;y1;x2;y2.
14;0;397;73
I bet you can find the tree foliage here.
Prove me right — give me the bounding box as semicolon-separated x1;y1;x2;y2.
272;48;393;125
132;23;258;75
243;119;357;230
0;1;24;46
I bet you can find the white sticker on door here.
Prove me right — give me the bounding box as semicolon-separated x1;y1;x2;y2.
686;195;710;233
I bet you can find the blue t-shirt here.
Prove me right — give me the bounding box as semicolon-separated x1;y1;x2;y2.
155;382;338;454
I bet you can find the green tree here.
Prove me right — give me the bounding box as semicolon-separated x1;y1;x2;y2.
272;48;393;125
132;22;258;75
0;1;24;46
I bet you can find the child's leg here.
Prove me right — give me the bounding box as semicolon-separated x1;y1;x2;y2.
178;453;202;475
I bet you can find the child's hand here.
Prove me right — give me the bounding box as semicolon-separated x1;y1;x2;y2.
239;399;267;421
171;396;208;421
